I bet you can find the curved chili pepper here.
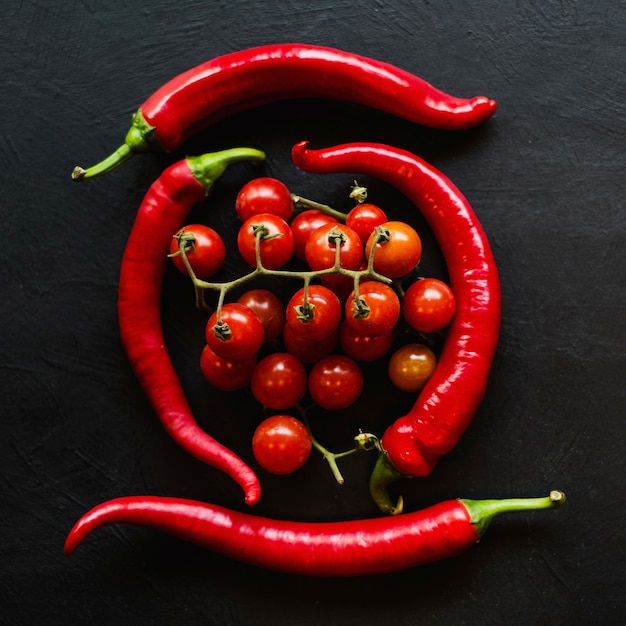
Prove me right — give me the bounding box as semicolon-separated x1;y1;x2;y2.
118;147;265;505
64;491;565;576
291;141;501;514
72;43;497;180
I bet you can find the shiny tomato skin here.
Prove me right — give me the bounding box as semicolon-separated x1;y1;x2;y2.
346;203;388;244
308;354;364;411
251;352;307;410
237;289;286;343
252;415;312;474
388;343;437;393
344;281;401;337
402;278;456;333
237;213;294;269
305;223;364;272
235;177;293;222
205;303;264;361
365;220;422;278
290;210;339;261
199;345;257;391
282;324;338;364
286;284;342;341
169;224;226;279
319;273;356;305
339;322;395;362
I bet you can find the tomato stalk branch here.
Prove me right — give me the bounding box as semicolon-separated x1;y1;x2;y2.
296;404;372;485
174;228;391;321
291;194;348;221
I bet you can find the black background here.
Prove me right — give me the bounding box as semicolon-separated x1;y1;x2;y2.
2;1;625;624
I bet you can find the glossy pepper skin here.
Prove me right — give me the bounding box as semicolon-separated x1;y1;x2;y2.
64;492;565;577
291;141;501;514
118;148;265;505
72;44;497;180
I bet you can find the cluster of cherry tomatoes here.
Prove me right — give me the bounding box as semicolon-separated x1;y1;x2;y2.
169;177;456;476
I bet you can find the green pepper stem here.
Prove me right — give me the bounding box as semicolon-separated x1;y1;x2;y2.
71;109;159;181
188;148;266;194
461;491;567;538
369;452;406;515
71;143;133;180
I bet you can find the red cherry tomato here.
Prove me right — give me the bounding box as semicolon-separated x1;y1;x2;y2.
251;352;307;410
235;177;293;222
346;203;388;244
365;220;422;278
402;278;456;333
305;223;364;272
319;273;356;304
286;284;342;341
205;303;264;361
388;343;437;393
252;415;312;475
237;289;286;343
237;213;294;269
199;345;257;391
308;355;364;411
344;281;401;337
290;209;339;261
283;324;338;364
169;224;226;279
339;322;395;362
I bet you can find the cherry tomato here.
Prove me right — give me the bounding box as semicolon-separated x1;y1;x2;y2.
365;221;422;278
319;273;356;304
339;322;395;362
235;177;293;222
237;289;286;343
290;209;339;261
402;278;456;333
387;343;437;392
237;213;294;269
205;303;264;361
283;324;338;364
286;284;342;341
169;224;226;279
346;203;388;244
199;345;256;391
344;281;401;337
251;352;307;410
305;223;364;272
308;355;363;411
252;415;312;474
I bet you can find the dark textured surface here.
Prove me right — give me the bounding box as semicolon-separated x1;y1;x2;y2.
1;1;624;624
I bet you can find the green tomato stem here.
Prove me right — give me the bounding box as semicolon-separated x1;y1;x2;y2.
296;404;361;485
291;194;348;221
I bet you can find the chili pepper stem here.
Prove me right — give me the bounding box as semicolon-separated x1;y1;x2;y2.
461;491;567;539
72;110;158;180
369;452;406;515
188;148;266;194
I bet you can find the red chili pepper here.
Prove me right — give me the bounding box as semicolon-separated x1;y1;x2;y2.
118;147;265;505
64;491;565;576
72;44;497;180
291;141;502;514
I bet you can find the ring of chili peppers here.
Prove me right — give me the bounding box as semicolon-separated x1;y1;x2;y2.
64;45;566;577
